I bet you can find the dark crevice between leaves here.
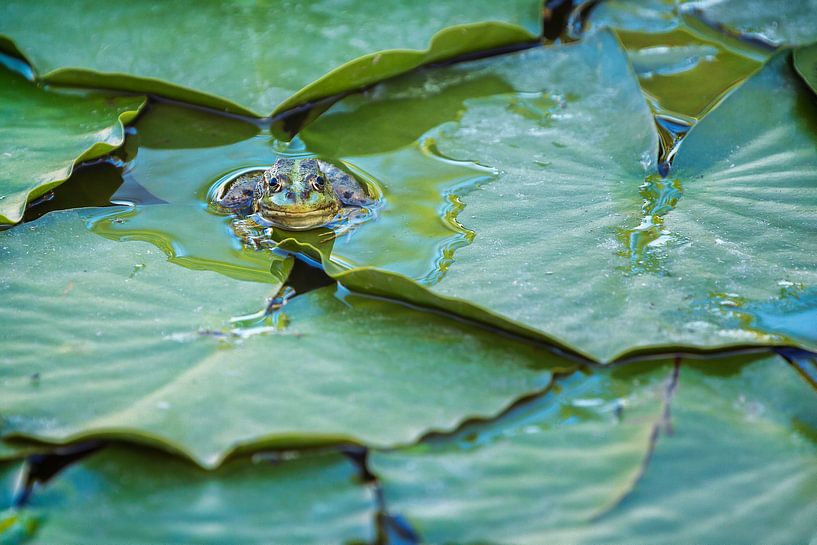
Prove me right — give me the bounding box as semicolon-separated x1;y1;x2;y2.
776;347;817;391
590;356;681;521
655;114;692;176
341;446;422;545
337;286;596;367
543;0;603;41
11;441;103;508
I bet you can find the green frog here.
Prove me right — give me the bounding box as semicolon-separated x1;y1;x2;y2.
213;157;375;231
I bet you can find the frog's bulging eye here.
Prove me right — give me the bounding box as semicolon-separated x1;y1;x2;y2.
263;170;284;193
268;178;283;193
310;175;326;191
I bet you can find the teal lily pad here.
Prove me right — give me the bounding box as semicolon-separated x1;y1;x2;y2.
0;66;143;224
301;33;817;361
0;209;567;467
591;0;817;46
371;355;817;544
20;447;372;544
795;42;817;95
0;0;542;117
682;0;817;46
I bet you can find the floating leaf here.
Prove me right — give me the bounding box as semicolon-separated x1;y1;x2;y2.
0;67;143;224
0;210;567;467
0;0;542;116
592;0;817;46
371;355;817;544
795;42;817;95
301;34;817;361
20;447;372;544
682;0;817;46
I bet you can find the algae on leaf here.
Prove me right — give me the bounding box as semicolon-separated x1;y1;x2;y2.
371;355;817;544
0;0;542;117
0;210;568;468
20;447;372;544
0;66;143;224
302;32;817;362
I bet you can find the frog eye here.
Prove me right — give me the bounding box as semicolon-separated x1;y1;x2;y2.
268;178;284;193
263;171;284;193
310;175;326;191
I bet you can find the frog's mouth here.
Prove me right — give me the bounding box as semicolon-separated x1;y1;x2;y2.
256;205;340;231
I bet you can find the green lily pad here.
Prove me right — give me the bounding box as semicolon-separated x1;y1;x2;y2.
0;209;567;467
0;0;541;117
371;355;817;544
0;66;143;224
795;42;817;95
20;447;372;544
301;34;817;361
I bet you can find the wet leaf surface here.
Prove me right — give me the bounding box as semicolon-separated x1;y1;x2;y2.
591;0;817;46
371;355;817;544
19;447;372;544
0;0;541;116
0;66;143;224
0;210;568;467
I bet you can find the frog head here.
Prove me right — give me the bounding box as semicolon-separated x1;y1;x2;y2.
253;157;342;230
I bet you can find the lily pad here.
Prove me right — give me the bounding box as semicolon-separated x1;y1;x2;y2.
301;34;817;361
0;209;567;467
0;0;542;117
20;447;372;544
0;66;143;224
591;0;817;46
682;0;817;46
371;355;817;544
795;42;817;95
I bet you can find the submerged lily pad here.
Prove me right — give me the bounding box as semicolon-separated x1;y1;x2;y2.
612;24;766;119
795;42;817;95
101;102;494;283
371;355;817;544
20;447;372;544
301;33;817;361
0;209;567;467
0;66;143;224
0;0;542;117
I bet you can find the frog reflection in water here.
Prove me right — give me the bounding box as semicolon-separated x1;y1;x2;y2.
214;157;375;231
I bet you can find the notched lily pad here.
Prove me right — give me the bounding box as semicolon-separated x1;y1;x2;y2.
0;66;144;224
300;32;817;362
0;0;542;116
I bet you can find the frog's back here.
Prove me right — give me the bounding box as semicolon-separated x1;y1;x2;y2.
214;170;264;213
318;160;373;207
